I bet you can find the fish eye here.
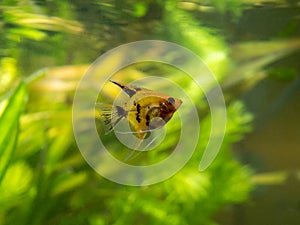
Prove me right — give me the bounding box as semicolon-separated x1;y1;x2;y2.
167;97;175;105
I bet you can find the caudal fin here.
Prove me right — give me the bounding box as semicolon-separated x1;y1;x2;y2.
95;103;123;134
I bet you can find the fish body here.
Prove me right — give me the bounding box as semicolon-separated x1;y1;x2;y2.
96;80;182;140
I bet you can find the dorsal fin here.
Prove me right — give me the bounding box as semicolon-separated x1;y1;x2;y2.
109;80;136;97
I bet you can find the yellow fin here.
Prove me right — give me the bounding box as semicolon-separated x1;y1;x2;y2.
95;103;123;134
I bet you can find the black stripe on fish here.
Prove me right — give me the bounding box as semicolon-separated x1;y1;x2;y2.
136;103;141;123
115;105;127;117
109;80;136;97
145;114;150;127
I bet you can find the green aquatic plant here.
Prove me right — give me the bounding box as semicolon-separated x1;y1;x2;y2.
1;0;299;225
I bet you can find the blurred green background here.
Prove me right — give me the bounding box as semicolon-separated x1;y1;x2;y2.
0;0;299;225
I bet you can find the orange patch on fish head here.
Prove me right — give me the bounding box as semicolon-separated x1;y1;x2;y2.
158;96;182;124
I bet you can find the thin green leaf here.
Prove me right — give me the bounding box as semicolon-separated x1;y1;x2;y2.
0;82;28;183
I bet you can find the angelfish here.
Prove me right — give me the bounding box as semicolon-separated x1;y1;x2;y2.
95;80;182;141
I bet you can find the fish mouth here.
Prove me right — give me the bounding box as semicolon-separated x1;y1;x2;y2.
173;99;182;110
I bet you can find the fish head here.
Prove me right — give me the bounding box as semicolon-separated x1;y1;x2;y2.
159;96;182;123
